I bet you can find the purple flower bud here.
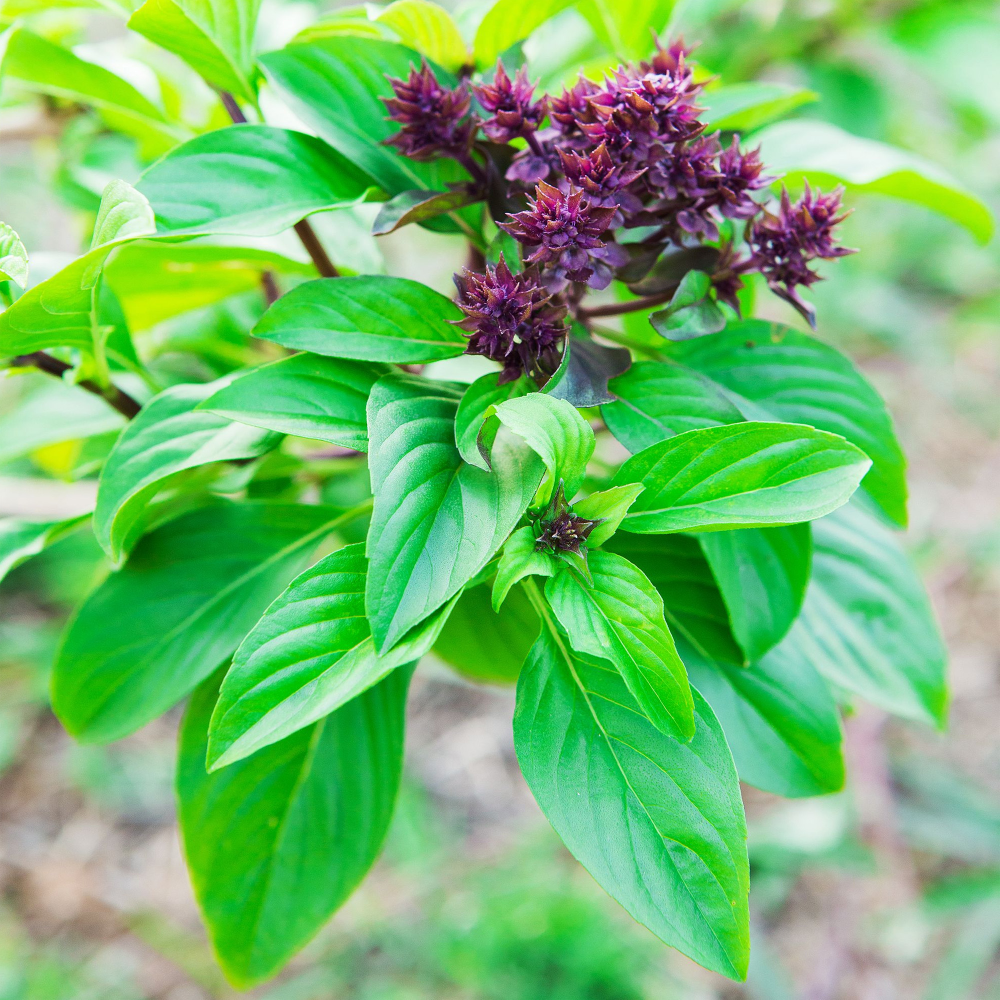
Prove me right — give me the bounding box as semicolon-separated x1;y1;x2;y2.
454;254;568;384
382;60;475;161
550;75;601;136
635;37;699;92
713;137;773;219
474;62;547;144
646;134;722;203
557;143;645;226
535;509;599;554
500;181;626;290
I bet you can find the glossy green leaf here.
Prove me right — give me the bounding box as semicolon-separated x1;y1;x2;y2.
578;0;677;58
755;119;994;243
52;501;339;743
376;0;469;71
514;624;750;979
545;550;694;739
179;666;409;987
613;422;870;534
699;524;812;662
94;379;280;562
572;483;645;548
434;582;539;684
669;320;909;526
365;374;543;652
797;501;948;726
129;0;262;102
253;276;465;363
700;82;818;132
0;516;88;584
473;0;576;66
602;360;743;454
138;125;374;236
90;179;156;248
0;222;28;289
371;187;480;235
492;525;559;611
455;373;531;469
207;542;448;769
201;355;387;451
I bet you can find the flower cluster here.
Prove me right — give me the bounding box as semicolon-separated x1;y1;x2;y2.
531;486;601;554
382;40;855;378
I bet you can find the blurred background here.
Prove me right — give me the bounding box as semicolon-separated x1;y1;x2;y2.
2;0;1000;997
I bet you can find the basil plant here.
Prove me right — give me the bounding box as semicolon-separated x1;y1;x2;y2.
1;0;984;987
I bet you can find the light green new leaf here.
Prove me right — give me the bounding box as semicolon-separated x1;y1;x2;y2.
129;0;262;102
94;379;281;563
179;666;409;987
755;119;994;243
669;320;909;526
365;374;543;653
602;360;744;455
253;276;466;364
578;0;676;58
488;393;595;504
613;422;871;534
201;355;387;451
455;373;531;469
207;543;448;770
545;549;694;739
377;0;469;72
473;0;576;67
572;483;644;548
700;82;817;132
514;625;750;979
53;501;339;743
90;180;155;248
699;524;812;662
0;516;88;585
492;525;559;611
138;125;375;236
0;222;28;289
797;501;948;726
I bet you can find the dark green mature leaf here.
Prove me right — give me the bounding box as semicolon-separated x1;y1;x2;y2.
0;516;88;585
94;380;280;563
138;125;374;236
365;374;543;652
252;277;466;363
514;625;750;979
797;501;948;726
179;666;409;987
52;502;340;743
433;582;539;684
700;82;818;132
0;222;29;289
207;543;449;769
545;550;695;739
613;422;871;534
602;360;743;454
669;321;909;526
201;355;387;451
699;525;812;662
545;334;632;408
455;373;531;469
473;0;576;65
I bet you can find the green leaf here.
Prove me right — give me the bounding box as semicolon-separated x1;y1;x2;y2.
365;374;543;653
455;373;531;469
0;28;187;151
613;422;871;534
797;501;948;726
128;0;262;103
52;501;339;743
602;360;744;454
473;0;577;67
90;179;156;248
138;125;375;237
207;542;447;769
252;276;466;364
0;222;28;289
434;582;539;684
755;119;994;244
572;483;645;548
94;379;280;563
372;188;480;235
700;82;818;132
179;665;409;987
376;0;469;72
699;525;812;662
545;550;695;739
488;392;595;504
650;273;727;341
492;525;559;611
514;624;750;979
0;516;88;584
545;333;631;408
201;355;387;451
669;320;909;527
578;0;677;58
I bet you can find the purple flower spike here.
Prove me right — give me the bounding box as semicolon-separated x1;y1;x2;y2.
535;509;599;553
713;137;773;219
550;75;601;136
475;62;547;144
646;134;722;203
500;181;625;289
383;60;475;161
454;254;568;384
557;143;645;226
